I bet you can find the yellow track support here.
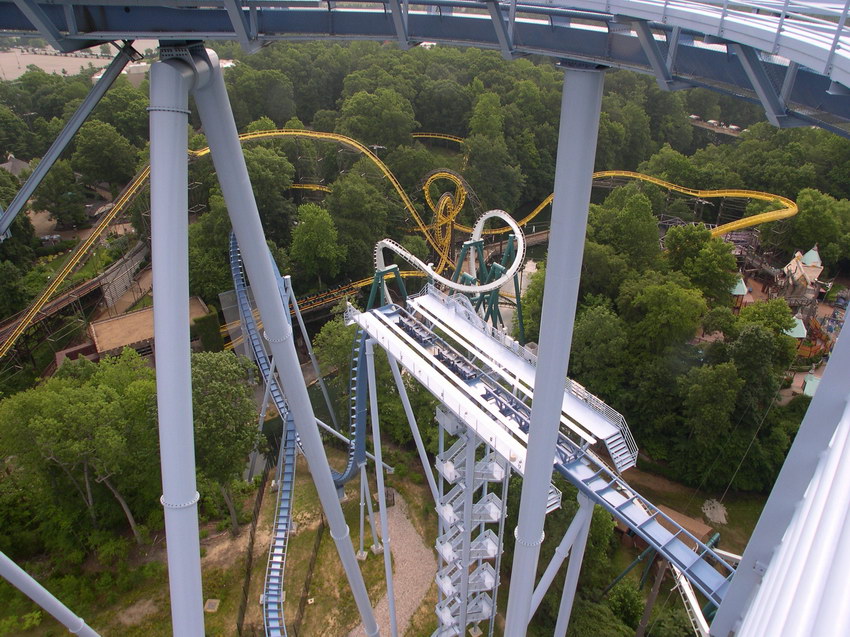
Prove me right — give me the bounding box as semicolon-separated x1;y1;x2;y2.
429;171;795;238
191;130;453;267
593;171;797;237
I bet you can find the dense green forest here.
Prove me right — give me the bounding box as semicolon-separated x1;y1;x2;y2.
1;40;850;635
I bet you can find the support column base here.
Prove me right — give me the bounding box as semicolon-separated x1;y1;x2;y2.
356;550;368;561
370;544;384;555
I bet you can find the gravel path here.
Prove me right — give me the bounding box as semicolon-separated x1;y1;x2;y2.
347;492;437;636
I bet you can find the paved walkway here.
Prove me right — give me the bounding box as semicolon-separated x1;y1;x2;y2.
347;492;437;637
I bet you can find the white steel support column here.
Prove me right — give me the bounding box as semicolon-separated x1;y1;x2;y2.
529;494;594;617
149;56;205;636
287;276;339;430
358;463;367;559
363;463;382;554
0;552;99;637
459;435;476;629
387;353;439;503
553;494;593;637
366;340;399;637
503;64;605;636
190;48;379;637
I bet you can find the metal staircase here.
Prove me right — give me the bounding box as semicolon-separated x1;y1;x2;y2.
434;429;506;636
263;414;298;637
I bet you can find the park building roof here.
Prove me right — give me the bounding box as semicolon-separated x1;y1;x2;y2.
730;277;748;296
783;246;824;290
785;316;809;340
88;297;209;358
0;154;30;177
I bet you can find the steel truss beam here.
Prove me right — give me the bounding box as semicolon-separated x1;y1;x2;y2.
487;0;515;60
732;42;802;128
631;19;688;91
387;0;410;50
11;0;92;50
1;2;850;134
222;0;259;53
0;41;138;239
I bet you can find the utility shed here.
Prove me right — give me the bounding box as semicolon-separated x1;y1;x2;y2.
89;297;209;358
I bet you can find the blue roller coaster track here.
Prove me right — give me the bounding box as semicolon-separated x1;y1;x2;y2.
228;233;368;635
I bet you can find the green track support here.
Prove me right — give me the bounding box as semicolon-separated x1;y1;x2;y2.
366;265;407;309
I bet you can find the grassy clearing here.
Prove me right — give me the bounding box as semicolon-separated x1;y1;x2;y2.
284;447;388;636
404;581;438;637
622;468;766;555
128;293;153;311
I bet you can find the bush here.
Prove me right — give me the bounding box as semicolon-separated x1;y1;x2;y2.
191;309;224;352
608;579;644;629
34;239;76;258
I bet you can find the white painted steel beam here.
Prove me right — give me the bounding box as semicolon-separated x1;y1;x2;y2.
149;54;205;636
486;0;515;59
713;289;850;635
504;65;605;637
350;307;529;473
222;0;259;52
387;0;411;49
632;19;685;90
366;340;399;637
553;493;593;637
190;48;379;637
0;552;99;637
0;42;136;238
731;42;792;126
528;494;594;618
388;353;440;504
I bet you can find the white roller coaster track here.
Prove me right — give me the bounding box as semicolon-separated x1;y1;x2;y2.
374;210;526;295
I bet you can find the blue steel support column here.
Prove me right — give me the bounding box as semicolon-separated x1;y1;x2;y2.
503;64;605;636
190;48;379;637
149;56;205;636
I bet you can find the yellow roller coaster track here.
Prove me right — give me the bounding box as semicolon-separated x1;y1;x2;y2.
593;171;798;237
0;165;150;360
0;130;796;361
290;183;332;193
190;130;453;266
425;170;797;238
412;133;465;145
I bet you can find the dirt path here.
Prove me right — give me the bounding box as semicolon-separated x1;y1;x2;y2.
347;492;437;637
622;466;693;496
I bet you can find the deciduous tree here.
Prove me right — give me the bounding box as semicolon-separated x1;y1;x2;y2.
191;351;260;535
71;120;137;188
290;203;346;288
